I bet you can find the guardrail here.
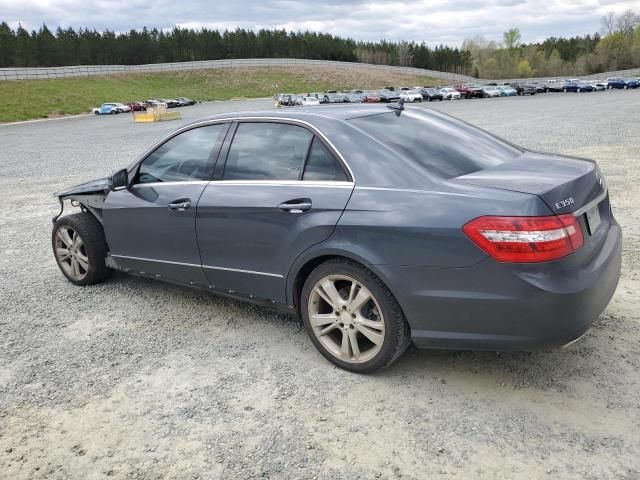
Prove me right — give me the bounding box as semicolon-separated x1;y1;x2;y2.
0;58;474;82
0;58;638;84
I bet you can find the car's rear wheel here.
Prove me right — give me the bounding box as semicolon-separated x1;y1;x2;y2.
301;259;410;373
52;213;111;286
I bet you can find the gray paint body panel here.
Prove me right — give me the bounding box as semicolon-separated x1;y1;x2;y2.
196;182;353;302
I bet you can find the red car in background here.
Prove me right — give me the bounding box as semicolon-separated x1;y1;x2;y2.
127;101;147;111
362;90;381;102
454;84;485;99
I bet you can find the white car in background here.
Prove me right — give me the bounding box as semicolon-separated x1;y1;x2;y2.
113;103;132;113
301;96;320;106
439;87;461;100
481;86;501;98
399;89;423;102
587;80;607;91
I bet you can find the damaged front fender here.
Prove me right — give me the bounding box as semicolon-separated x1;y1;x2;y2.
52;177;110;224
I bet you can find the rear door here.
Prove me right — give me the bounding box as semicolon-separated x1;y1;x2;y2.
196;120;354;303
103;122;229;286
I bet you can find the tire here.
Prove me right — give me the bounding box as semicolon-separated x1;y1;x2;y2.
94;111;99;115
300;258;411;373
577;88;581;93
563;88;568;93
624;85;628;90
52;212;111;286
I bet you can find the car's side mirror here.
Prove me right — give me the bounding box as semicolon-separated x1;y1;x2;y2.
109;168;129;191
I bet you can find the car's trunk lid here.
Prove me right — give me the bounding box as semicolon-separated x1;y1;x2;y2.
452;151;605;215
452;151;611;262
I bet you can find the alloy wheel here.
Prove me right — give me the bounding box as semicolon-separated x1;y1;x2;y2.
54;227;89;281
308;274;385;364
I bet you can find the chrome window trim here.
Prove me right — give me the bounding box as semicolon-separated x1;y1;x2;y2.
211;180;354;188
130;180;211;188
110;254;283;279
572;188;608;217
128;180;354;188
127;116;355;183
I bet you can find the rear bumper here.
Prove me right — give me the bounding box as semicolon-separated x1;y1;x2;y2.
378;221;622;351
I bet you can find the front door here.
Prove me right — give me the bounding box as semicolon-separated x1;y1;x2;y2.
196;121;354;303
103;123;229;286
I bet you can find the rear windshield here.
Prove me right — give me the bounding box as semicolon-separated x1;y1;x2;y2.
349;110;523;179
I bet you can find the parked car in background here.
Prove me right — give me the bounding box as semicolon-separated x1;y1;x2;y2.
113;103;131;113
145;99;168;109
378;89;401;103
543;80;564;92
497;85;517;96
160;99;181;108
93;103;121;115
419;88;443;101
532;83;547;93
127;101;147;111
362;91;381;103
481;86;501;98
275;94;295;107
345;91;364;103
587;80;606;91
439;87;461;100
508;82;537;95
399;90;423;103
301;96;320;106
455;84;484;99
607;77;639;89
323;91;348;103
52;105;621;373
563;80;594;92
176;97;196;106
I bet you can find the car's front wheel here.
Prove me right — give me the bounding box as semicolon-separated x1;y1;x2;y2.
52;213;111;286
301;259;410;373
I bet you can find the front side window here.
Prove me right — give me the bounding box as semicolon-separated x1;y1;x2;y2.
223;122;313;180
136;124;226;184
303;138;348;181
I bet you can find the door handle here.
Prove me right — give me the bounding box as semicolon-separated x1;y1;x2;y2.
278;198;312;214
168;199;191;211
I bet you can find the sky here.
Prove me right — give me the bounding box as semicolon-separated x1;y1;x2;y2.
1;0;640;46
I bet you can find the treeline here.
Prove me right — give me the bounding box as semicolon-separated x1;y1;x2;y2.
463;10;640;78
0;22;471;74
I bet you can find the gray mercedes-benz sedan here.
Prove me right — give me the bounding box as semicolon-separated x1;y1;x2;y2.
51;104;622;372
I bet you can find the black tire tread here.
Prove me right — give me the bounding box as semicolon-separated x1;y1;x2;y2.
301;257;410;373
52;212;111;286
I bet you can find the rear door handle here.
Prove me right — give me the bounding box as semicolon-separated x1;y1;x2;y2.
278;198;312;214
168;199;191;211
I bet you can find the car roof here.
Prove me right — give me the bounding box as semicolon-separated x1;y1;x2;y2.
192;104;397;125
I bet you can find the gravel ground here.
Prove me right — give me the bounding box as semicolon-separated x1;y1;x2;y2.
1;91;639;479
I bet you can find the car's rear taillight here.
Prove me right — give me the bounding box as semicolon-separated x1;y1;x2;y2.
463;215;584;263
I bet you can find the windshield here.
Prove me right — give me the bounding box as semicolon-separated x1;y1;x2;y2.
349;110;523;179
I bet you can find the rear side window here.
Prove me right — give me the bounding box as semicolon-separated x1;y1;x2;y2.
136;124;225;183
303;138;348;181
223;123;313;180
349;110;522;179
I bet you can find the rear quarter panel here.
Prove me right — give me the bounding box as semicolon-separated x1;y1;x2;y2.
331;185;552;268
